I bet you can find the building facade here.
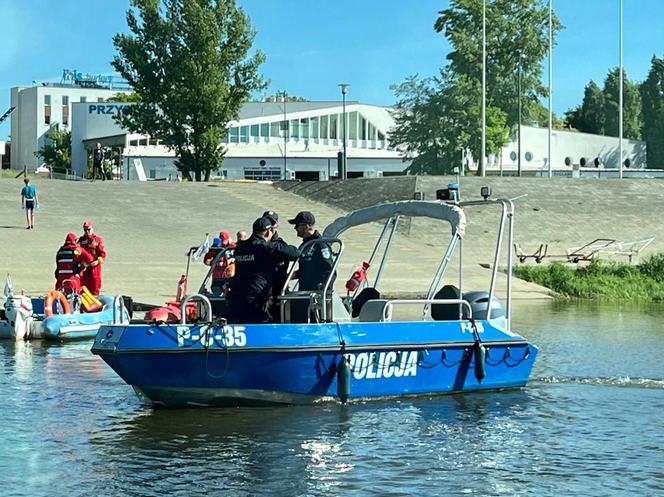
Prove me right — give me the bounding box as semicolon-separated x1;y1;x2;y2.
10;83;130;171
70;100;409;180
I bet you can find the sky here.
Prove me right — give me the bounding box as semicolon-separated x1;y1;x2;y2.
1;0;664;140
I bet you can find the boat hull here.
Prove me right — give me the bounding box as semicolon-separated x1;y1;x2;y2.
92;320;538;407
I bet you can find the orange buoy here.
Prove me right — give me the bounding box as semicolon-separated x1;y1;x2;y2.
44;290;71;317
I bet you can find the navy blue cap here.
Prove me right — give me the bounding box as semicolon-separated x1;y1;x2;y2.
252;216;273;233
288;211;315;225
262;210;279;225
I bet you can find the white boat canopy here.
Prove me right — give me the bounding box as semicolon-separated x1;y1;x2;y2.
323;200;467;238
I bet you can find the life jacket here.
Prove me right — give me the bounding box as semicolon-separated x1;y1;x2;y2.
55;243;81;278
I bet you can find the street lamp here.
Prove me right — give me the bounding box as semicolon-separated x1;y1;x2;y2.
338;83;349;180
517;50;525;177
280;90;288;179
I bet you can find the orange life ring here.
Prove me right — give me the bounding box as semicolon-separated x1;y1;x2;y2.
44;290;71;317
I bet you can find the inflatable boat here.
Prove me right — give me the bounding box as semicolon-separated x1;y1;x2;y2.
0;291;129;341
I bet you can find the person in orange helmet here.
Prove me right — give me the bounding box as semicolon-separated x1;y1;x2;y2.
77;219;106;295
54;233;84;293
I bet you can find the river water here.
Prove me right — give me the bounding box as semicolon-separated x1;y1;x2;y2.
0;301;662;497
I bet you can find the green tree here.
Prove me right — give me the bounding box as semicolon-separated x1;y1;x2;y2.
564;80;604;134
390;0;562;175
107;92;142;103
640;56;664;168
112;0;266;181
263;93;308;102
34;128;71;173
603;68;642;139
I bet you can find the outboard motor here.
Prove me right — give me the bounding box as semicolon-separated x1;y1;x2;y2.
1;295;34;340
462;291;505;320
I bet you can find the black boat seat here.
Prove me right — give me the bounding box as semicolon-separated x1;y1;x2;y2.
431;285;469;321
351;287;381;318
358;299;392;322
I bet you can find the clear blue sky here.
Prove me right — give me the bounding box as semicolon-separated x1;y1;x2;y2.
1;0;663;140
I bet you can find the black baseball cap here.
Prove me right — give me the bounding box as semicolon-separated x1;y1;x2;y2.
252;216;273;233
262;210;279;225
288;211;316;225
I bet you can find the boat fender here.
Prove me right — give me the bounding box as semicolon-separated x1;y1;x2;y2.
473;340;486;383
337;356;351;403
44;290;71;317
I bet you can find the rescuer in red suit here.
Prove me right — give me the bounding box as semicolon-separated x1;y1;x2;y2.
78;219;106;295
54;232;84;293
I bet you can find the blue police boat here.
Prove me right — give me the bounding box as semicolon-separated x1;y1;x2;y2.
91;191;538;407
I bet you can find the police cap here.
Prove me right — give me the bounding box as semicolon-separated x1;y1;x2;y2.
288;211;315;225
252;216;273;233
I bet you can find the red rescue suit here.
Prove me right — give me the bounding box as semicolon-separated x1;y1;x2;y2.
55;236;83;292
78;233;106;295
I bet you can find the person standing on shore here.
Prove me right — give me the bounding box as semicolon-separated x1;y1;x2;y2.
78;219;106;295
20;177;38;229
92;143;105;181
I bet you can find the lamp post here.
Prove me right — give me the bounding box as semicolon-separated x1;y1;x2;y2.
338;83;349;180
481;0;486;177
280;90;288;179
517;50;524;177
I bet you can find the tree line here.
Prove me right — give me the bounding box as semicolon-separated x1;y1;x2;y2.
565;58;664;168
390;0;664;173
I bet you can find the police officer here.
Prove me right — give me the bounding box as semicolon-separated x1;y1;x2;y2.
228;216;300;324
288;211;335;322
263;210;289;322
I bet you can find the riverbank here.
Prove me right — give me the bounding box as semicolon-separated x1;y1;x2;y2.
0;177;551;303
514;255;664;301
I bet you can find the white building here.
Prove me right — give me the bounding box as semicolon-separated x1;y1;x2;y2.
70;100;409;180
10;81;130;171
496;125;646;172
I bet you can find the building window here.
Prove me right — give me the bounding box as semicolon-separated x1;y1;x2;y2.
44;114;51;125
44;95;51;105
320;115;329;139
260;123;269;137
360;115;367;140
289;119;299;139
62;96;69;106
130;139;139;146
250;124;259;137
240;126;249;143
349;111;358;140
80;96;87;103
270;122;281;138
300;118;309;139
311;117;319;139
98;97;105;102
63;114;69;126
329;114;338;139
149;137;158;146
230;127;239;143
139;138;148;146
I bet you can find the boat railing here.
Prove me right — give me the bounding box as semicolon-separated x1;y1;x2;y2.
279;238;344;323
180;294;212;325
382;299;473;322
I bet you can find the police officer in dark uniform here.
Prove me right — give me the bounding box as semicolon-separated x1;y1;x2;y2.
228;216;300;324
288;211;336;322
263;210;289;322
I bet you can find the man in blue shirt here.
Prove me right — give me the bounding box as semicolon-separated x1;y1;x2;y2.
20;177;38;229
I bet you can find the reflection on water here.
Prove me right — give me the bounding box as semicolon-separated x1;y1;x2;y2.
1;301;663;496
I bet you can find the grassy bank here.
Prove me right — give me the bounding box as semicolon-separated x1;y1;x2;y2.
513;254;664;301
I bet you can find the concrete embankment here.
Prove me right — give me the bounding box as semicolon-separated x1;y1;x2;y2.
0;176;601;304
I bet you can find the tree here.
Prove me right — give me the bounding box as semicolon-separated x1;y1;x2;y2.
390;72;508;174
263;93;308;102
640;56;664;168
112;0;266;181
564;80;604;134
390;0;562;174
603;68;642;139
35;128;71;173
